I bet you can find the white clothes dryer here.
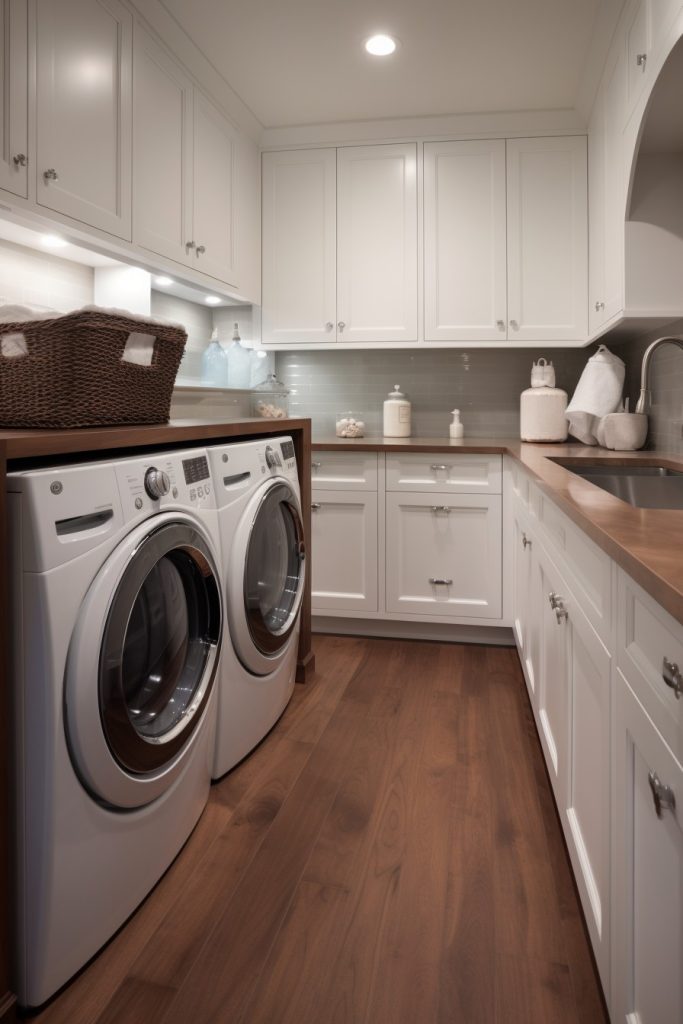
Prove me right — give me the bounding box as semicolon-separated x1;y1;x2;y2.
8;448;222;1008
207;437;305;778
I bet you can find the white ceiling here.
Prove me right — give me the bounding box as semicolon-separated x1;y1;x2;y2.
161;0;608;128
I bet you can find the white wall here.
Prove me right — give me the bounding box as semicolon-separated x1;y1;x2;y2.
0;239;93;311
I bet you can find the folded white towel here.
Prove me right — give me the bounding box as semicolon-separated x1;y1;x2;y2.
566;345;625;445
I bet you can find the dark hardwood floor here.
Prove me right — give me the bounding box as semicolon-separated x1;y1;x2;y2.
32;636;608;1024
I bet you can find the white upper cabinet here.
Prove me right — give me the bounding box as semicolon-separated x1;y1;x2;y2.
506;136;588;342
336;143;418;343
261;148;336;345
133;29;192;266
133;28;240;288
424;139;507;342
35;0;132;239
0;0;28;199
191;91;237;284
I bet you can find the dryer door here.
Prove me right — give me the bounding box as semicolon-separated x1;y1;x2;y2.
229;479;306;676
66;513;222;808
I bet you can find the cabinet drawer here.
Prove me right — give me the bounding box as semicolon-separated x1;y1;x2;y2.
385;492;502;619
617;570;683;762
311;490;378;612
386;453;502;494
311;451;378;490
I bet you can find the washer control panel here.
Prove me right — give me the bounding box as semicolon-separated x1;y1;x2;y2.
115;448;216;519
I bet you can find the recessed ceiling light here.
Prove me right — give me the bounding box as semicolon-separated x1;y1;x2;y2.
41;234;68;249
364;34;397;57
204;295;222;306
154;275;174;287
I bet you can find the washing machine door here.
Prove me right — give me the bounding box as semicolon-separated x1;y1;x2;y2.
66;513;222;809
229;478;306;676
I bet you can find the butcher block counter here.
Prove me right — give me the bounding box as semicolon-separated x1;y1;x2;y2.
312;435;683;629
0;417;313;1023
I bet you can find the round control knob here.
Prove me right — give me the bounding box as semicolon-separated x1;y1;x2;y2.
265;446;280;470
144;467;171;500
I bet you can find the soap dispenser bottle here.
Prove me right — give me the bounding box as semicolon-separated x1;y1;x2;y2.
383;384;411;437
449;409;464;439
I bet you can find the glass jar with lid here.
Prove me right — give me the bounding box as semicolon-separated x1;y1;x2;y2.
251;373;290;419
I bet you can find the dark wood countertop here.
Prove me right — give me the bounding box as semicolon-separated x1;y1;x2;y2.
313;435;683;628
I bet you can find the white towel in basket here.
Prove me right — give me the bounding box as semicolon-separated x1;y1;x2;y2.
566;345;625;445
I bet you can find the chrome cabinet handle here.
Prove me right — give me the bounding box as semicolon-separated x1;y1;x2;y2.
431;505;451;513
337;321;346;331
509;318;519;330
636;52;647;69
431;464;448;471
196;244;206;255
548;592;559;609
311;502;321;510
522;533;531;549
185;241;196;251
325;321;334;330
43;168;58;181
311;461;321;469
13;153;27;167
662;658;682;699
496;319;505;329
648;770;676;818
429;577;453;586
555;601;568;624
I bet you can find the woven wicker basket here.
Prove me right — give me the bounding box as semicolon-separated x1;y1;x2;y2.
0;308;187;429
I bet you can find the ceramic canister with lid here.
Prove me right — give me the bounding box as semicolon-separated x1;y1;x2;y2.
383;384;411;437
520;359;568;442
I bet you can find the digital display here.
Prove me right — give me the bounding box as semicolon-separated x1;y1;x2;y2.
182;455;210;484
280;440;295;461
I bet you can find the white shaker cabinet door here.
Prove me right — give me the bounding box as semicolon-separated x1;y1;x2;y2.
0;0;28;198
385;492;502;619
36;0;132;239
262;148;337;345
512;509;537;705
311;491;378;612
192;91;237;287
133;28;193;266
424;139;507;342
336;143;417;343
536;549;570;806
612;674;682;1024
506;136;588;342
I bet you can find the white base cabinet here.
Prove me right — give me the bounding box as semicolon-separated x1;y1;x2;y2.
512;458;683;1018
311;491;378;613
385;492;502;619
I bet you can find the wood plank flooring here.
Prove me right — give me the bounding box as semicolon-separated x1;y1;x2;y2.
33;636;608;1024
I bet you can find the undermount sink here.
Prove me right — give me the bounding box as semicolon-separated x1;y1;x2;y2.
550;460;683;510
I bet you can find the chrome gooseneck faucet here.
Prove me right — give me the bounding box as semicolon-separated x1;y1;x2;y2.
635;335;683;414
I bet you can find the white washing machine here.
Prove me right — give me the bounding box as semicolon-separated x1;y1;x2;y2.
207;436;305;778
8;448;223;1008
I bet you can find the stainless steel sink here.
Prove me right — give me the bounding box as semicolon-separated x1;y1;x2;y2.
550;460;683;510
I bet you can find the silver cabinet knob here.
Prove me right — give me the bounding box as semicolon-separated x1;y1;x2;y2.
648;770;675;818
311;461;321;469
431;464;448;471
185;240;196;251
496;319;505;329
522;533;531;549
509;319;519;330
325;321;334;331
431;505;451;514
636;52;647;69
13;153;27;167
43;168;58;181
144;467;170;500
662;657;682;699
196;245;206;255
337;320;346;331
429;577;453;586
548;592;559;609
311;502;321;510
594;300;605;312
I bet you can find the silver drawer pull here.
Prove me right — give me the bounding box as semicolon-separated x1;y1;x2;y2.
431;464;448;471
522;533;531;549
311;461;321;468
662;658;682;699
648;770;676;818
429;578;453;586
311;502;321;510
